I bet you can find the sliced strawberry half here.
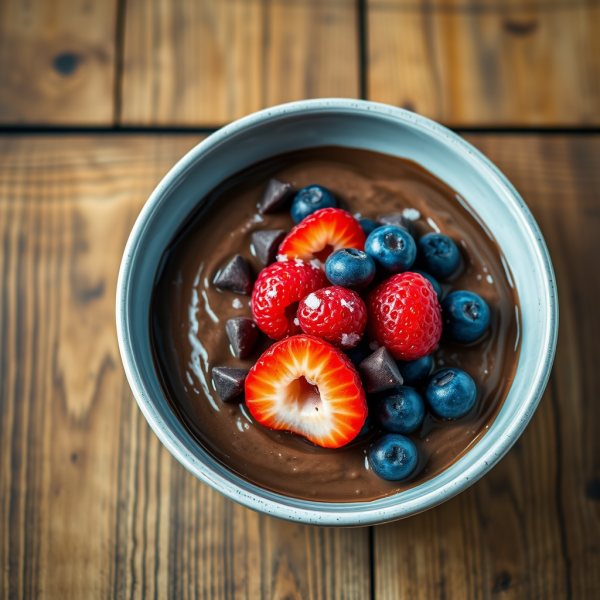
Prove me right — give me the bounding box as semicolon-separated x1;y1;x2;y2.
277;208;366;264
245;335;368;448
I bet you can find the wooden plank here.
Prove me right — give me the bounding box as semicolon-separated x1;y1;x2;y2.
373;134;600;599
120;0;360;126
2;133;598;600
0;0;118;125
367;0;600;126
0;134;371;599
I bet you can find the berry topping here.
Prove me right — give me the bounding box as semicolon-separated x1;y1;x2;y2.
245;335;368;448
291;185;336;223
225;317;259;358
425;368;476;419
358;218;380;236
368;433;418;480
412;269;442;298
365;225;417;275
259;179;294;214
417;233;460;279
396;353;434;386
251;260;327;340
214;255;253;294
442;290;491;343
297;286;367;349
376;387;425;434
212;367;249;402
278;208;366;264
367;272;442;360
358;347;404;393
252;229;287;266
325;248;376;290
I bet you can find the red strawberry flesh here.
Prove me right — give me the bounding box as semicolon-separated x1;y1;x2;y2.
278;208;366;264
245;335;368;448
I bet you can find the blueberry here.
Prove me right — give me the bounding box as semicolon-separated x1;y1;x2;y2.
325;248;376;290
359;218;379;236
396;354;433;386
442;291;490;342
369;433;418;480
364;225;417;275
344;342;371;370
413;269;442;298
291;185;336;223
425;368;476;419
417;233;460;279
376;387;425;434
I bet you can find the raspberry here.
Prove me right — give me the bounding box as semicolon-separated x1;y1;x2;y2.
367;272;442;360
251;260;327;340
297;286;367;349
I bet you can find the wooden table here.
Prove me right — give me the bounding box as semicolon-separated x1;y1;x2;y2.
0;2;599;599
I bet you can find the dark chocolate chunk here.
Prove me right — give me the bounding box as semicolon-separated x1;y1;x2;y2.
259;179;294;214
226;317;260;358
252;229;287;266
212;366;249;402
358;347;404;394
378;213;416;237
214;255;253;294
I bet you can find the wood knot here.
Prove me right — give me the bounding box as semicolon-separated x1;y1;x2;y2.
492;571;511;593
585;478;600;501
53;52;80;76
503;19;538;36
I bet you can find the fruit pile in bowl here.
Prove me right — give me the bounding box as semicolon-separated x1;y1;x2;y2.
210;180;491;483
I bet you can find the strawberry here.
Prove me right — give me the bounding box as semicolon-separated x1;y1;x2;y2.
251;260;327;340
297;286;367;349
277;208;366;264
367;272;442;361
245;335;368;448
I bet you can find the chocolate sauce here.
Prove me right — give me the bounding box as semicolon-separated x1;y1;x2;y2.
151;147;520;502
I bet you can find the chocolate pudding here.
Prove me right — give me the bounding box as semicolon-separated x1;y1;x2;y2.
151;147;520;502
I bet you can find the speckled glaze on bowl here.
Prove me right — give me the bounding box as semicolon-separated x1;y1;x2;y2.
116;99;558;526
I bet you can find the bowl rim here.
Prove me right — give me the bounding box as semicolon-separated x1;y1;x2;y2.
116;98;558;526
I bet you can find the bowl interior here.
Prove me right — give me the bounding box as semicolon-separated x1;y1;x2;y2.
117;100;557;525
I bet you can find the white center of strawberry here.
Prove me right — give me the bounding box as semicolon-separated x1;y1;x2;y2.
285;376;322;416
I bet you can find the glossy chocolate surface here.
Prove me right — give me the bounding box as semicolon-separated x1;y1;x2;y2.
151;147;520;502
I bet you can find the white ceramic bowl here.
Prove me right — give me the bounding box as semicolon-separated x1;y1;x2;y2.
116;99;558;526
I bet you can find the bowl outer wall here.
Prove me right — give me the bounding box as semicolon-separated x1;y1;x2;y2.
116;99;558;526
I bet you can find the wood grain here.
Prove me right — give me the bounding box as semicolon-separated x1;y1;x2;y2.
374;134;600;599
367;0;600;126
120;0;360;126
0;135;370;600
0;0;118;125
1;134;598;599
